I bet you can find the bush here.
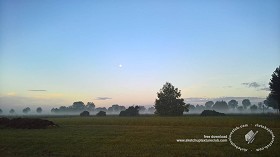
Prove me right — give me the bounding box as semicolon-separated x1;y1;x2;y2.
80;111;90;117
119;106;139;116
96;111;106;116
200;110;225;116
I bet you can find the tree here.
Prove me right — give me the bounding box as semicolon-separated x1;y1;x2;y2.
228;100;238;109
155;82;187;116
9;109;15;114
51;108;58;113
86;102;95;111
71;101;86;111
266;94;278;111
257;102;263;109
59;106;67;112
36;107;42;113
96;111;106;116
258;102;266;113
138;106;146;113
205;101;214;109
23;107;31;114
250;105;258;113
267;65;280;113
237;106;244;112
0;109;2;114
212;101;228;112
242;99;251;109
119;106;140;116
108;104;126;113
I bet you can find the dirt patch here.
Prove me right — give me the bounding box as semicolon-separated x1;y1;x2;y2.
0;117;58;129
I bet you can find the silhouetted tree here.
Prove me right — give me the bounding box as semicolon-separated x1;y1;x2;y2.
237;106;244;112
266;94;278;111
59;106;67;112
267;65;280;113
23;107;31;114
242;99;251;109
36;107;42;113
0;109;2;114
86;102;95;111
138;106;146;113
71;101;86;111
51;108;59;113
96;111;106;116
9;109;15;114
205;101;214;109
80;111;90;117
258;102;266;113
155;82;187;116
257;102;263;109
119;106;140;116
212;101;228;112
250;105;258;113
228;100;238;109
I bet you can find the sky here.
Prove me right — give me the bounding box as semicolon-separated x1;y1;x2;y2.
0;0;280;109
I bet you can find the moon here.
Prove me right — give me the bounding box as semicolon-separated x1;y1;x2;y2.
119;64;123;68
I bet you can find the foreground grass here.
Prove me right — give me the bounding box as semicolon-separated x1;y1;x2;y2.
0;116;279;157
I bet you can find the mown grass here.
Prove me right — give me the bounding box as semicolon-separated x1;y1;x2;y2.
0;115;279;157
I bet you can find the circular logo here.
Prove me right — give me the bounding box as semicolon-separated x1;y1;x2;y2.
228;124;275;152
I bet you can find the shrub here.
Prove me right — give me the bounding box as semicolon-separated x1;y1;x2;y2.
96;111;106;116
80;111;90;117
200;110;225;116
119;106;139;116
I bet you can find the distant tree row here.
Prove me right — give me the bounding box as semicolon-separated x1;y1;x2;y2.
78;105;141;117
51;101;95;113
0;103;155;115
51;102;155;114
188;99;271;113
0;107;43;114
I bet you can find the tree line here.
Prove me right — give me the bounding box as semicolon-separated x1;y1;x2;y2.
0;102;155;115
1;65;279;116
187;99;269;113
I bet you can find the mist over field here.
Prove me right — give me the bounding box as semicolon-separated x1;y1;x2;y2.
0;96;277;116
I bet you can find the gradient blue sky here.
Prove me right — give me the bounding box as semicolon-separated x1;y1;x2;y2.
0;0;279;108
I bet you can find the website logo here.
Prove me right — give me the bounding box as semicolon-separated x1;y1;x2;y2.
228;124;275;152
245;130;258;144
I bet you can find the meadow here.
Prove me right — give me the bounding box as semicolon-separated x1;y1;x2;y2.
0;115;279;157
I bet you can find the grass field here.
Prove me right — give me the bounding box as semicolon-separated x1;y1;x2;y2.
0;115;279;157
